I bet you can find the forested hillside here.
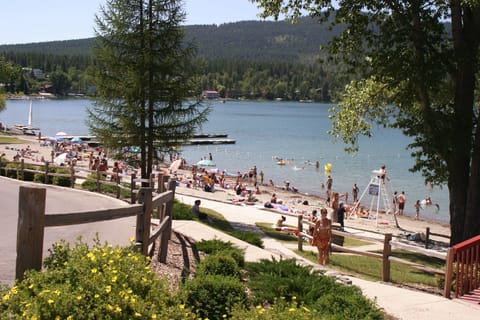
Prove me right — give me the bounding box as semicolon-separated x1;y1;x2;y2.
0;17;345;101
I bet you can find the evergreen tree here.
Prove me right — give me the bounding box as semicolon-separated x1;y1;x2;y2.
88;0;209;181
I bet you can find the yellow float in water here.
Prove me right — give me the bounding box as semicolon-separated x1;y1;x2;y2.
324;163;332;173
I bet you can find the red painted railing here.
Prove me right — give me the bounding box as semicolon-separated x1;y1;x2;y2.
444;235;480;298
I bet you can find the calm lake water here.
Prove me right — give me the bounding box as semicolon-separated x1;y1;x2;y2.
2;98;450;223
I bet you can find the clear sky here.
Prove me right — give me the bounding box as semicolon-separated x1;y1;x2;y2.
0;0;268;45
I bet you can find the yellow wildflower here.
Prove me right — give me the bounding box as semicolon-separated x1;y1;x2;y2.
48;299;54;304
105;285;112;294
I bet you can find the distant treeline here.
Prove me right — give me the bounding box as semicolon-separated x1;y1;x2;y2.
0;17;346;101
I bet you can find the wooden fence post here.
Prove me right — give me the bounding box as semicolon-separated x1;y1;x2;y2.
16;186;46;281
382;233;392;282
96;169;101;192
70;164;75;188
444;247;454;298
115;173;121;198
20;158;25;180
130;173;136;204
297;214;303;251
44;161;49;185
158;180;176;263
136;188;152;256
425;227;430;249
157;174;163;193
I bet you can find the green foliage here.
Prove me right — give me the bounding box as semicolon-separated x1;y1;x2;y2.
0;239;192;319
183;274;247;319
244;257;384;319
195;239;246;268
196;254;241;278
52;168;72;187
89;0;209;179
230;298;326;319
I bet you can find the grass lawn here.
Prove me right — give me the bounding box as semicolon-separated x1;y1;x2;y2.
296;249;445;289
0;135;27;144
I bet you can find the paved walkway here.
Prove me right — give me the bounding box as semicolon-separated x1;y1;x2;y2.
0;177;136;286
174;194;480;320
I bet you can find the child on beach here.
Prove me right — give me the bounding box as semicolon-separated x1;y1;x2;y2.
414;200;422;220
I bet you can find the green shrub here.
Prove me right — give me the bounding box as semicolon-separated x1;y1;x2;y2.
184;274;247;319
4;163;20;179
196;254;240;278
22;164;38;181
196;239;245;267
33;165;54;184
0;239;193;319
231;297;324;319
52;168;72;187
244;258;385;319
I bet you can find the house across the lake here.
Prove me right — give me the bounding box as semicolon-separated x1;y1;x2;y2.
202;90;219;99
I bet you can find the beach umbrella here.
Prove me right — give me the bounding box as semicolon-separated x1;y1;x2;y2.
196;159;216;167
71;137;83;143
169;159;182;172
54;153;68;166
55;131;68;136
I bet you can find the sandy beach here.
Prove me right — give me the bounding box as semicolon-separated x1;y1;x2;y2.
1;134;451;245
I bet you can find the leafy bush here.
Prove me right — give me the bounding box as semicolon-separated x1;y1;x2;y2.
52;168;72;187
244;258;385;319
3;163;20;178
0;239;192;319
196;239;245;267
231;297;324;319
184;274;247;319
196;254;240;278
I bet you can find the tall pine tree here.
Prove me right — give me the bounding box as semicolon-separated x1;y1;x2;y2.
88;0;208;181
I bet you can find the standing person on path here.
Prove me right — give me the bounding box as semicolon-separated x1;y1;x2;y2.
312;208;332;265
352;183;359;203
397;191;406;215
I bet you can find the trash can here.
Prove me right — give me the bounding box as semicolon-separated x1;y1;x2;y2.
332;223;344;247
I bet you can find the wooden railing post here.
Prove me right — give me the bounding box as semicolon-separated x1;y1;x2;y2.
70;164;75;188
136;188;152;256
16;186;46;281
297;214;303;251
444;247;454;298
20;158;25;180
157;174;164;193
425;227;430;249
158;180;176;263
382;233;392;282
96;169;101;192
116;173;121;199
44;161;49;184
130;173;136;204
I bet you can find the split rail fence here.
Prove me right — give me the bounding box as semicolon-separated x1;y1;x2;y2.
15;180;176;282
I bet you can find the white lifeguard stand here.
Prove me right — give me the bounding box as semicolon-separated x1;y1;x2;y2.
350;169;399;228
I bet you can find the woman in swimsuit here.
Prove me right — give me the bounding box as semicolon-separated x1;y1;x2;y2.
312;208;332;265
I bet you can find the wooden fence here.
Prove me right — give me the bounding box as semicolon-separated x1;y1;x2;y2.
0;158;170;203
282;212;446;283
15;180;176;282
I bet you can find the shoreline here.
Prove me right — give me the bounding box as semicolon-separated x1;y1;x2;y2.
0;134;451;244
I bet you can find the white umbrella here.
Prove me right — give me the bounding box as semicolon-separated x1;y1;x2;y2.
54;153;68;166
55;131;68;136
169;159;182;172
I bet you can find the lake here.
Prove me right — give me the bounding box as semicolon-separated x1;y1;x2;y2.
1;98;450;223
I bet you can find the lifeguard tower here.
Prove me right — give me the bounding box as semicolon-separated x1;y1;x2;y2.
350;168;399;228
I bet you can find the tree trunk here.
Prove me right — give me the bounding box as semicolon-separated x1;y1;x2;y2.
448;2;480;245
